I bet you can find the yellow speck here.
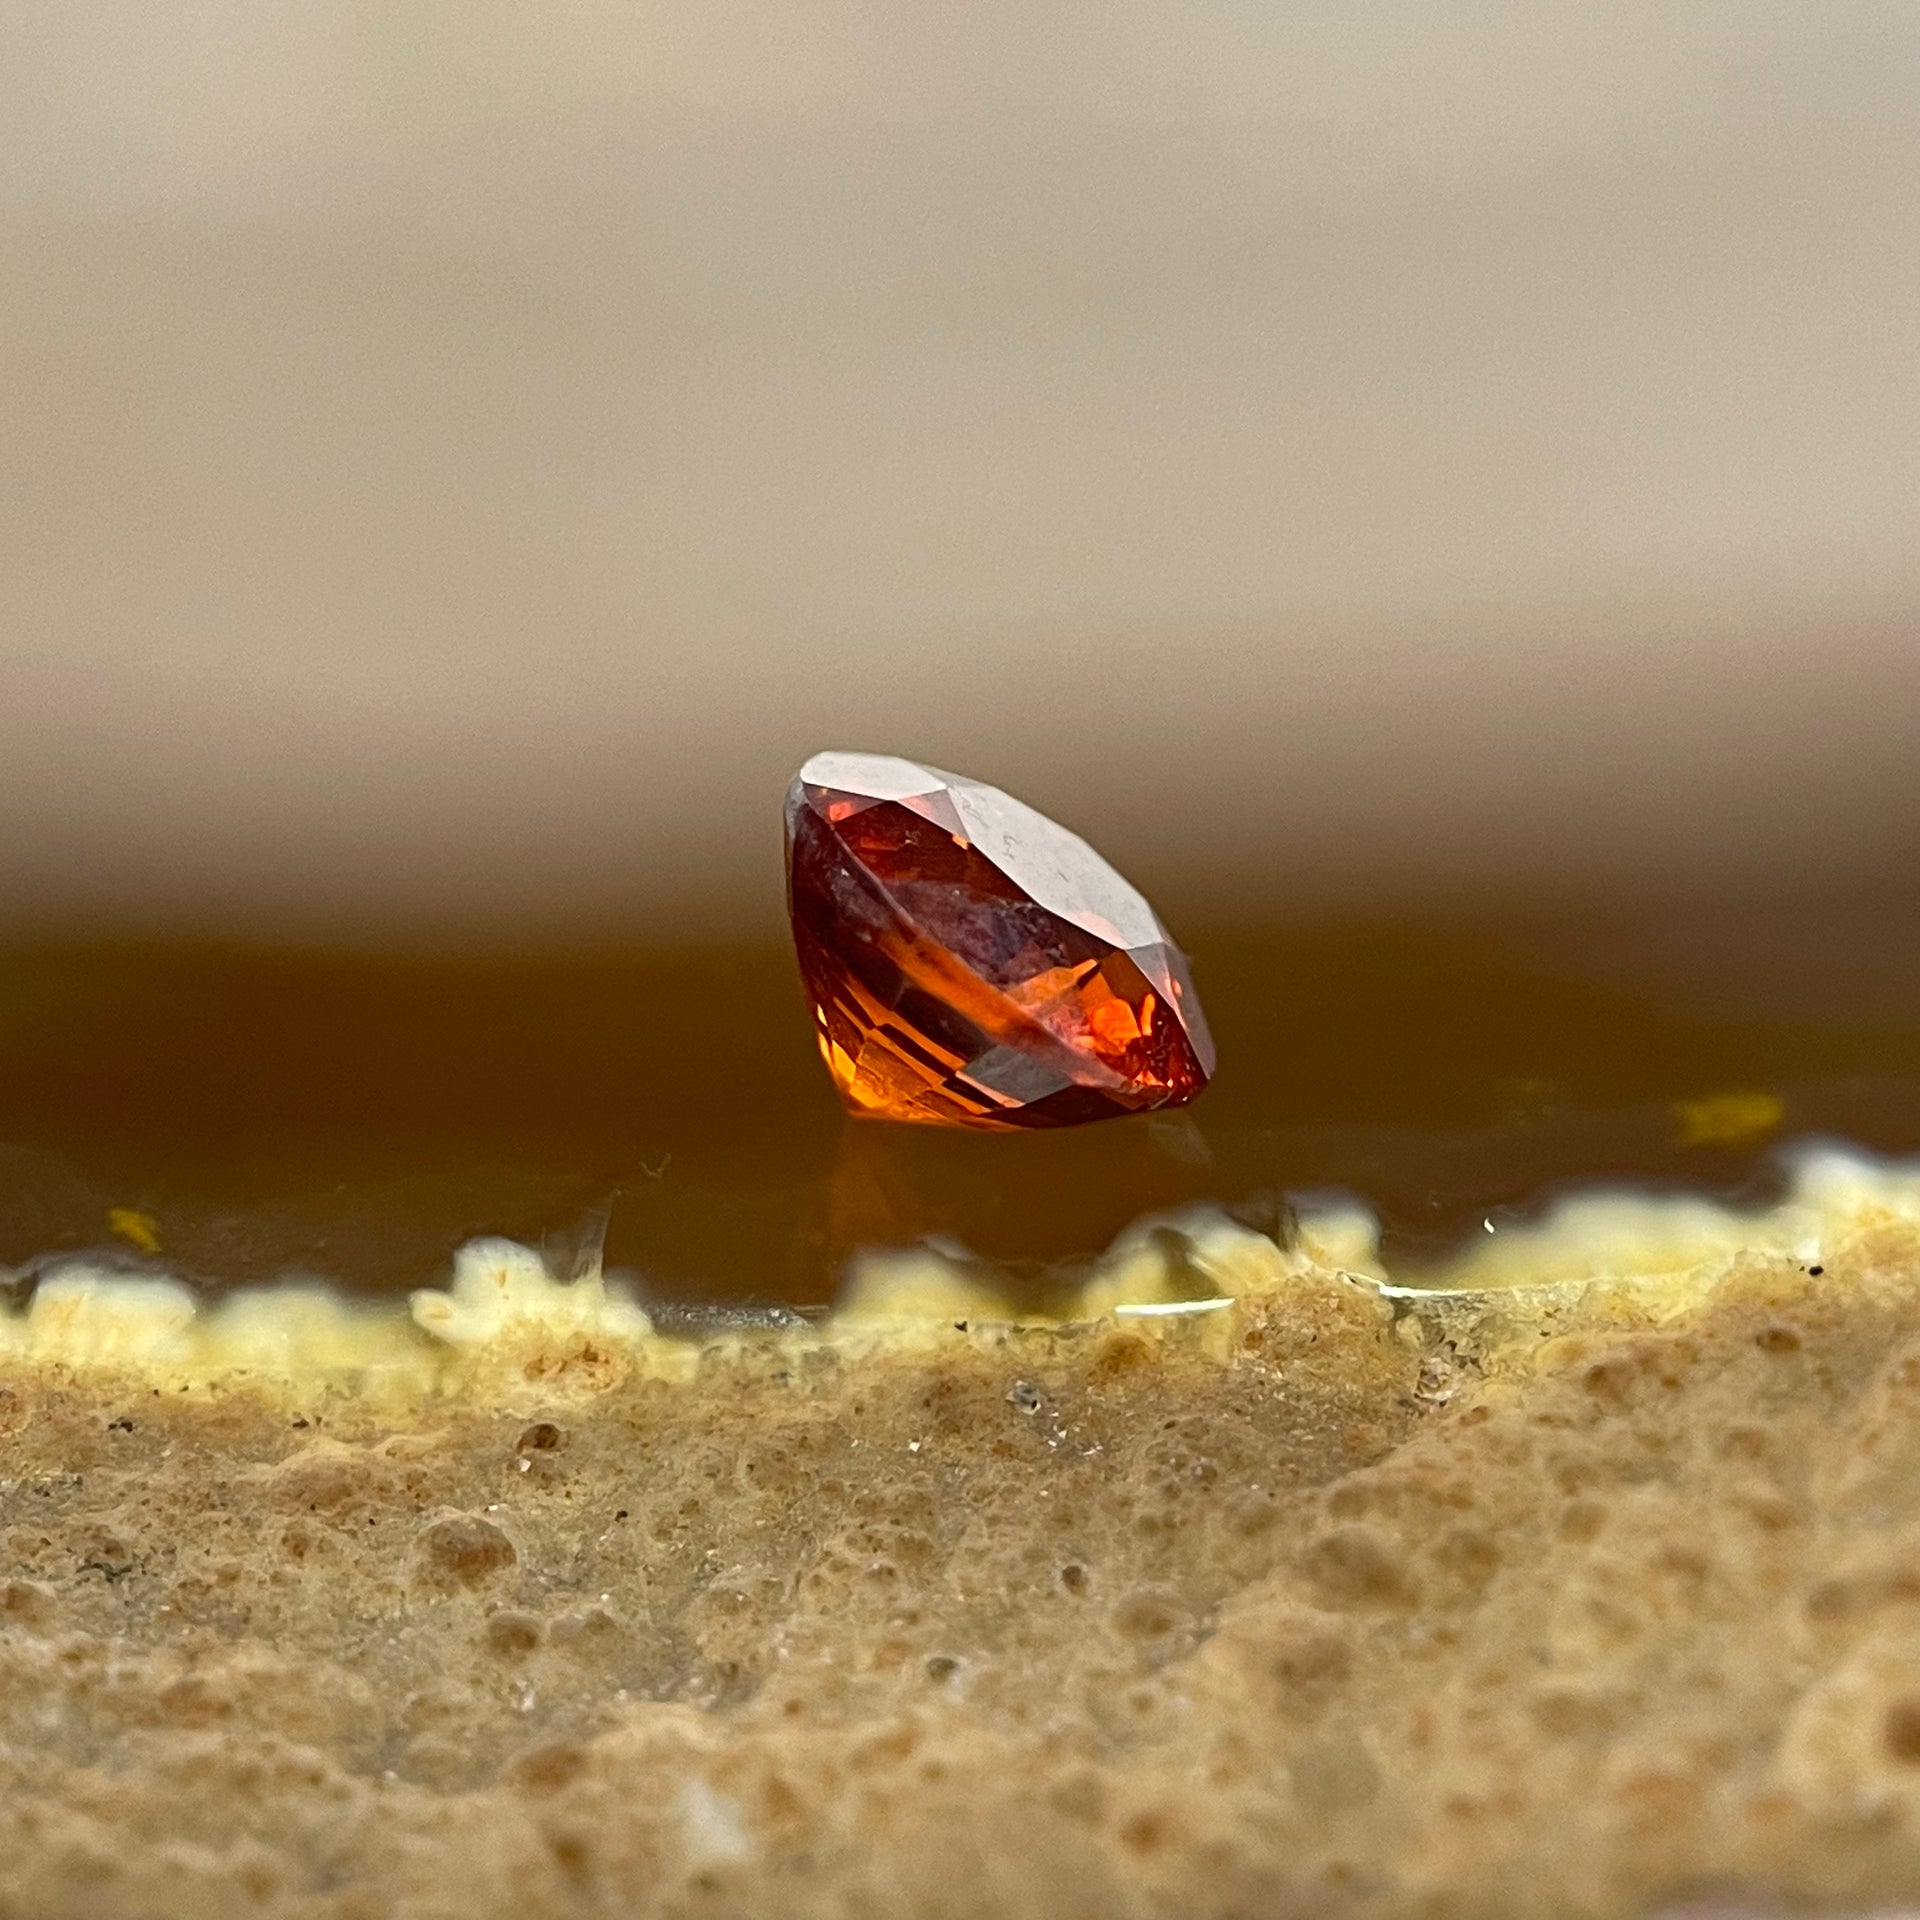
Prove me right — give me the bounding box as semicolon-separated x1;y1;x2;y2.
107;1208;163;1255
1673;1091;1784;1149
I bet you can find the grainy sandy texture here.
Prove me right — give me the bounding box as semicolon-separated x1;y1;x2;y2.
7;1210;1920;1917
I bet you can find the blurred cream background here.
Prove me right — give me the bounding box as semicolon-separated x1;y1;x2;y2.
1;1;1916;940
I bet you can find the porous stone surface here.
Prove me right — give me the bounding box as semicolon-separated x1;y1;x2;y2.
6;1230;1920;1916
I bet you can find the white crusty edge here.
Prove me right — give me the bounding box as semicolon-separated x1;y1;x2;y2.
0;1144;1915;1394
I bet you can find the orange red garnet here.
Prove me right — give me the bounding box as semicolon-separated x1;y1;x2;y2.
785;753;1214;1129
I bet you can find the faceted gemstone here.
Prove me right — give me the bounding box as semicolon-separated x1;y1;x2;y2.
785;752;1214;1129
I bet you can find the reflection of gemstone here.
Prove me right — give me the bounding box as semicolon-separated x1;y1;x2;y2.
785;753;1215;1129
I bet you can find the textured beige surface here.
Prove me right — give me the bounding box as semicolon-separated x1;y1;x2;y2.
8;1203;1920;1915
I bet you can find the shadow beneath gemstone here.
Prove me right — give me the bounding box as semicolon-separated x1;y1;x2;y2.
823;1112;1231;1292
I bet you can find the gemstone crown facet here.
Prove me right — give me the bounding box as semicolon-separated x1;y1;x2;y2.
785;752;1214;1129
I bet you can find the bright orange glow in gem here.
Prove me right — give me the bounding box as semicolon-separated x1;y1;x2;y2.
785;753;1214;1129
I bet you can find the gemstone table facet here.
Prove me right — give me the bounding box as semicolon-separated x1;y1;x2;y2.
785;753;1215;1128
